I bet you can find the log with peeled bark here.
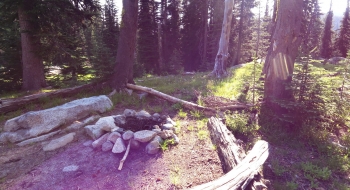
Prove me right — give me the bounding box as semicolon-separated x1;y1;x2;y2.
189;117;269;190
126;83;250;114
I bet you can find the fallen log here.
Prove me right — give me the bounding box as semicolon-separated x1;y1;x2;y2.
0;82;105;114
126;83;250;114
191;140;269;190
207;117;246;173
190;117;269;190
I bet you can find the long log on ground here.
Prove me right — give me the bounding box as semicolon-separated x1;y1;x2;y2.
0;82;105;114
207;117;246;173
190;140;269;190
189;117;269;190
126;83;250;113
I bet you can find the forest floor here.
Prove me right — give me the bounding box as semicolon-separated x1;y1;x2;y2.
0;62;350;189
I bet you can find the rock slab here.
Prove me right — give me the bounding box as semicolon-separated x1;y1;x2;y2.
3;95;113;143
43;132;76;151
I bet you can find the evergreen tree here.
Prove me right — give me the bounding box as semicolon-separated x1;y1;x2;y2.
181;0;204;71
0;0;99;90
335;2;350;57
300;0;323;58
137;0;159;75
320;9;334;59
259;1;272;59
163;0;182;74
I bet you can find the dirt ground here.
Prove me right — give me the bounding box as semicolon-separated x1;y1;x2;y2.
0;106;224;190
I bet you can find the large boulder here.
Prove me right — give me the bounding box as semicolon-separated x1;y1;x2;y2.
325;57;349;65
3;95;113;143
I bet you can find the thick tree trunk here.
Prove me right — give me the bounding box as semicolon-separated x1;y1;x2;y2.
211;0;235;78
109;0;138;89
263;0;303;106
18;2;46;91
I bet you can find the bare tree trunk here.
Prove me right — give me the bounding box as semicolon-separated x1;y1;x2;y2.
263;0;303;107
202;0;209;68
18;2;46;91
233;0;245;65
211;0;235;78
109;0;138;89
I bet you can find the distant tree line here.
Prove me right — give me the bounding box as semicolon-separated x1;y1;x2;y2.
1;0;350;93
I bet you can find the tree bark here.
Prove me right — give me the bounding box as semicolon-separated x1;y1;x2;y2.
211;0;235;78
109;0;138;89
262;0;303;106
190;139;269;190
207;117;246;173
202;0;209;68
232;0;245;65
18;2;47;91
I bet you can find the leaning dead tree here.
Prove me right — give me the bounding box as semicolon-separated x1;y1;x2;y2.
126;84;251;114
211;0;235;78
191;117;269;190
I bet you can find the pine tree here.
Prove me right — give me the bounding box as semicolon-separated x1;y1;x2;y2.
163;0;182;74
259;1;272;59
320;9;334;59
181;0;204;71
137;0;160;75
336;1;350;57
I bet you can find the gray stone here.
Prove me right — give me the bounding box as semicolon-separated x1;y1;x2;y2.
84;125;104;140
122;130;134;140
96;116;117;132
114;115;126;126
134;130;157;143
166;117;177;126
136;110;151;119
92;133;110;148
83;140;93;147
107;132;121;143
162;123;174;130
153;113;160;119
158;130;174;139
17;130;61;147
65;115;100;132
62;165;79;172
112;138;126;153
3;96;112;143
172;133;180;144
137;92;148;99
0;132;9;144
145;136;163;155
152;129;162;134
130;138;140;149
325;57;349;65
152;125;160;129
101;141;114;152
123;109;136;117
43;132;76;151
112;127;124;133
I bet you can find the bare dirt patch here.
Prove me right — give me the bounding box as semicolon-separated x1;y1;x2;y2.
0;106;223;190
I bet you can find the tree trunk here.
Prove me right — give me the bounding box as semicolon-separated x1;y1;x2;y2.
109;0;138;89
262;0;303;107
211;0;235;78
202;0;209;68
18;2;46;91
233;0;245;65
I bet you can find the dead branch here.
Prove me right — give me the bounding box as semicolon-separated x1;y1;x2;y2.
118;139;132;171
